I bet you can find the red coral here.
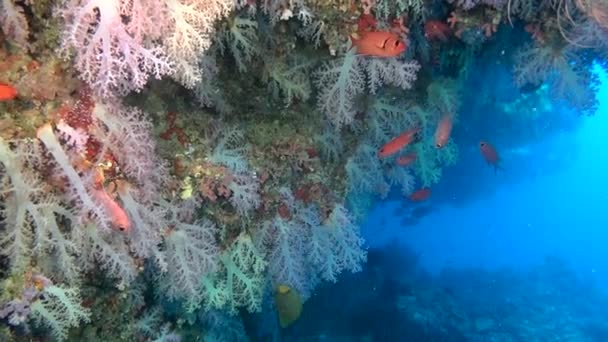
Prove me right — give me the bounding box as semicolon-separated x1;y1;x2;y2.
56;87;95;131
160;111;189;146
294;185;312;203
196;163;234;202
357;13;377;33
277;202;291;220
54;87;116;165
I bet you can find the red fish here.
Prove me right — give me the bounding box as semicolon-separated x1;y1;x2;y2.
434;114;453;148
0;83;17;101
424;20;451;42
409;188;431;202
479;141;502;171
378;127;420;158
396;152;417;166
351;31;406;57
93;188;131;232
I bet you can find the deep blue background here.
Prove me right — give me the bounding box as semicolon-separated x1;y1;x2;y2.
362;66;608;287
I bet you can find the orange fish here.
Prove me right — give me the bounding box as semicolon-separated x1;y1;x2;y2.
351;31;406;57
0;83;17;101
93;188;131;232
378;127;420;158
396;152;417;166
479;141;502;172
424;20;451;42
434;114;453;148
409;188;431;202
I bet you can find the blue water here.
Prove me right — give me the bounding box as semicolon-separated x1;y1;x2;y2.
363;65;608;287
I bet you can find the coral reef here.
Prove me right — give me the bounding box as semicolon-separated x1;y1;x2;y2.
0;0;606;340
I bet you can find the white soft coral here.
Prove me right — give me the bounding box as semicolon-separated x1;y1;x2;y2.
257;189;367;299
91;102;170;200
201;233;267;314
30;285;91;341
165;0;234;88
163;217;219;310
59;0;173;97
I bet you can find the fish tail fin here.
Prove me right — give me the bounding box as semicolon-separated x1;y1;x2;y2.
349;33;361;54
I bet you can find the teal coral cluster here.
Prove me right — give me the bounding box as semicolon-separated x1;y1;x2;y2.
0;0;607;340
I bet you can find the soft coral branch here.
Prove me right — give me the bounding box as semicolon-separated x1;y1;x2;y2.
164;0;234;88
59;0;173;97
0;0;29;48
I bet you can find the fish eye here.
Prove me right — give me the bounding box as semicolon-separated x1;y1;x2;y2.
436;143;442;148
480;142;486;147
395;41;400;47
118;225;126;231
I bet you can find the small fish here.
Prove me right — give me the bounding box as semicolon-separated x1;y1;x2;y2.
378;127;420;158
351;31;406;57
424;20;451;42
479;141;502;172
396;152;417;166
93;188;131;232
0;83;17;101
434;114;453;148
275;284;303;328
409;188;431;202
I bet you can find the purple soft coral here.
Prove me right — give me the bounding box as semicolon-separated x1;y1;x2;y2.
59;0;173;97
0;274;52;327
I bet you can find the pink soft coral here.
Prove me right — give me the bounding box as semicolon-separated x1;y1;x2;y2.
59;0;173;97
0;0;29;48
